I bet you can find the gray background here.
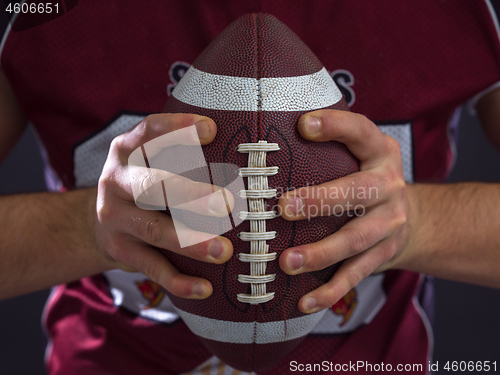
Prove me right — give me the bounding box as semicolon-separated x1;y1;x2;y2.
1;106;500;375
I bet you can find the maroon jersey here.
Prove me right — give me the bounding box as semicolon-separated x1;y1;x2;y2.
2;1;500;374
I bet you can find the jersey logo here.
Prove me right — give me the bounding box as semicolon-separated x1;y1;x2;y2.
136;279;165;310
331;288;358;326
331;69;356;107
167;61;190;95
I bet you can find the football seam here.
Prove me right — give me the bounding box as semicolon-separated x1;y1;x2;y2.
256;13;262;117
235;141;280;305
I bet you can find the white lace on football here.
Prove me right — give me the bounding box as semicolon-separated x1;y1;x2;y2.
236;140;280;304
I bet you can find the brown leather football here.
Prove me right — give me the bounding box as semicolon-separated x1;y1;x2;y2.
161;13;358;372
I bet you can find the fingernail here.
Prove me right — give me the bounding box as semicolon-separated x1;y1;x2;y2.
305;116;321;135
287;251;305;270
208;239;226;259
193;120;210;139
285;196;304;216
209;191;227;214
192;282;207;297
303;296;318;312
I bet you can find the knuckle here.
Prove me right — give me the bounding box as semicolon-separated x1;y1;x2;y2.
377;168;405;199
132;115;159;141
139;114;155;131
96;200;115;223
328;108;348;123
386;163;406;190
392;205;408;228
378;241;398;267
143;217;167;246
163;112;187;123
392;174;406;193
107;134;134;163
356;114;376;134
145;263;161;285
355;172;378;194
139;171;156;195
344;269;362;290
103;237;120;258
385;240;399;260
356;113;370;127
385;190;408;228
101;235;128;266
299;187;324;215
109;134;123;151
343;228;370;255
167;276;193;298
182;180;202;201
97;172;113;191
309;244;332;270
97;171;122;201
182;242;206;261
384;135;401;155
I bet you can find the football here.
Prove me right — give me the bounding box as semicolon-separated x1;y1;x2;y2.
161;13;359;371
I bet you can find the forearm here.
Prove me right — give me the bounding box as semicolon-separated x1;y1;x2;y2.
398;182;500;288
0;188;113;299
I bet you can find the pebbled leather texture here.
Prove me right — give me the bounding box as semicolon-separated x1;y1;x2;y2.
161;13;359;372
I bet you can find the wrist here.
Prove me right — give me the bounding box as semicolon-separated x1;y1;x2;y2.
385;182;420;272
79;187;116;273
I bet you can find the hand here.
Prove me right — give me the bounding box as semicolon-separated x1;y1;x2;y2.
94;113;233;299
278;110;410;313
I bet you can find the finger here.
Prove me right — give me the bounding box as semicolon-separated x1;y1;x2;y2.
100;113;218;200
279;205;397;274
120;115;216;176
297;240;395;313
123;165;234;216
117;113;217;156
112;238;213;299
98;197;233;263
298;110;400;164
278;169;394;220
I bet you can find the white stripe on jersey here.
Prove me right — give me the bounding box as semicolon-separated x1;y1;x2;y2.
172;66;342;112
102;269;387;337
